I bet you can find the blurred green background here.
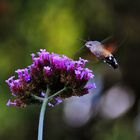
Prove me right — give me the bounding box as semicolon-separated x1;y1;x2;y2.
0;0;140;140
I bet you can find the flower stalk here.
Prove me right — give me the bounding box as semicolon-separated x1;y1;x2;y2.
31;95;45;102
38;87;67;140
38;95;48;140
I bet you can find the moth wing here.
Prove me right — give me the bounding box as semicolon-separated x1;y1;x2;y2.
74;46;99;63
103;43;117;53
101;36;118;53
84;50;99;62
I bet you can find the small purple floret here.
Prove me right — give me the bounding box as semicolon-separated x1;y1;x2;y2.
41;92;46;97
85;83;96;89
44;66;52;76
6;99;16;106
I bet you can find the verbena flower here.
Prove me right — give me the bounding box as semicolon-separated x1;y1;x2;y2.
6;49;95;107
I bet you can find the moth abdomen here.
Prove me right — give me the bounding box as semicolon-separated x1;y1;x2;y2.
104;55;118;69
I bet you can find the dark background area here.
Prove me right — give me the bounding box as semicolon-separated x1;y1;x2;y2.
0;0;140;140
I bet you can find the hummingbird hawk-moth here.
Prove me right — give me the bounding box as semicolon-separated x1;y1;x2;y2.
84;36;119;69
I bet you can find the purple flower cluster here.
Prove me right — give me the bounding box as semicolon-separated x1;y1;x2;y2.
6;49;95;107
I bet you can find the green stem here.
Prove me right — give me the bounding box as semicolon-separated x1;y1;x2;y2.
38;96;48;140
37;87;67;140
32;95;44;102
48;87;67;100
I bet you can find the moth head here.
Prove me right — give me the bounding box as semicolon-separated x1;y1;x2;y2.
85;41;101;49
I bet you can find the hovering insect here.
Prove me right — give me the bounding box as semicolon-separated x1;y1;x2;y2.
84;37;119;69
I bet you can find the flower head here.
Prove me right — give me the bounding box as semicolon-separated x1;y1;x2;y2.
6;49;95;107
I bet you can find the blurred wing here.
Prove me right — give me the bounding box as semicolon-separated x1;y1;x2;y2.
101;35;126;54
103;43;117;53
101;36;118;53
74;47;99;63
84;50;99;62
